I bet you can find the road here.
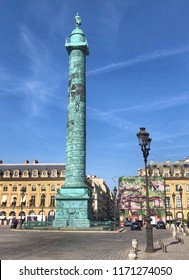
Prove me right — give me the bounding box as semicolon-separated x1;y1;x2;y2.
0;226;189;260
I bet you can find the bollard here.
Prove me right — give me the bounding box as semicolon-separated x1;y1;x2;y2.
173;227;177;239
132;239;138;251
128;249;137;260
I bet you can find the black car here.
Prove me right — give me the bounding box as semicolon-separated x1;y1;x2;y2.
131;222;141;230
156;221;166;229
135;220;143;227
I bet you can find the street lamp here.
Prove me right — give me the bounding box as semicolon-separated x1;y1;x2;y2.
113;186;117;231
172;192;176;226
179;186;184;227
41;194;46;222
137;127;154;252
19;187;26;229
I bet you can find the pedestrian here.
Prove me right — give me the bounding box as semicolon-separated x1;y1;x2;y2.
11;217;18;229
187;221;189;229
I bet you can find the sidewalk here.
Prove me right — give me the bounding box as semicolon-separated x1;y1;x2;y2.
137;229;189;260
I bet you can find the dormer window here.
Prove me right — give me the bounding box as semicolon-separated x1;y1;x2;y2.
51;170;57;177
13;170;19;177
3;171;10;178
22;170;29;177
41;170;48;177
60;170;65;177
32;170;38;177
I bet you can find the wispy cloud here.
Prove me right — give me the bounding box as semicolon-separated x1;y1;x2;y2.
1;26;66;118
88;45;189;76
88;93;189;121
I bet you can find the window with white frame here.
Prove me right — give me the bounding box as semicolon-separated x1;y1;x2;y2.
41;185;46;191
176;196;181;207
51;185;56;191
186;185;189;192
164;172;169;177
175;172;180;178
165;185;170;191
165;197;170;207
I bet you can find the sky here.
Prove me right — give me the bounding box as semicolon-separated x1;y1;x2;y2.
1;0;189;190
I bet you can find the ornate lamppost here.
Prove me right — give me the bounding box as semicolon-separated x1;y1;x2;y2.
41;194;46;222
113;186;117;231
19;187;26;229
179;186;184;227
137;127;154;252
172;192;176;226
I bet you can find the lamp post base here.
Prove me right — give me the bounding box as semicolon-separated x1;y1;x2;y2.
145;222;154;252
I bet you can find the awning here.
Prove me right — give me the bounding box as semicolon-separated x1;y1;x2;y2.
22;195;26;202
1;195;7;202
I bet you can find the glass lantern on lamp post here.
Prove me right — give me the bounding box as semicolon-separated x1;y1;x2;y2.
137;127;154;252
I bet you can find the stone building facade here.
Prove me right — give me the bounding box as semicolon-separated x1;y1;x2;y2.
138;157;189;223
0;160;115;224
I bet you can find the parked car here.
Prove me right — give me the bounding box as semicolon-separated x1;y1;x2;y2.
156;221;166;229
131;222;141;230
124;220;132;227
135;220;143;227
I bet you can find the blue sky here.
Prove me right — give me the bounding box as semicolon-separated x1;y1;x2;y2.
1;0;189;189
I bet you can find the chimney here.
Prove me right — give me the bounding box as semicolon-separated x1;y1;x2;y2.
0;160;3;164
24;160;29;164
33;160;38;164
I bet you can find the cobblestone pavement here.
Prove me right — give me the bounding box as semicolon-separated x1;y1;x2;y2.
0;226;189;260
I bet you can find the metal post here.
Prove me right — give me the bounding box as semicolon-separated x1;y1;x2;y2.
113;186;117;231
137;127;154;253
179;187;184;228
19;187;26;230
172;193;176;227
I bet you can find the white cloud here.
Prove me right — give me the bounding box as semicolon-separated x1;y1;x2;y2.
88;45;189;76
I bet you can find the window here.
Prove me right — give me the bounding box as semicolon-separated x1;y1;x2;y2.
165;185;170;191
186;185;189;192
32;170;38;177
50;196;55;207
188;197;189;208
40;195;46;206
41;185;46;192
32;185;36;191
176;196;181;208
51;185;56;191
3;186;8;191
165;197;170;207
176;185;181;191
164;172;169;178
13;170;19;177
12;186;17;192
175;172;180;178
29;196;35;207
153;172;158;177
186;173;189;178
51;170;57;177
23;171;28;177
